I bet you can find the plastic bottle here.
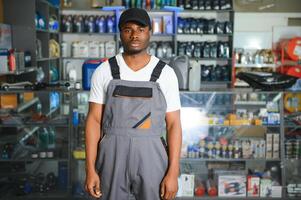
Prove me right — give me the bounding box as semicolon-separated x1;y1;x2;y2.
39;128;49;150
48;128;56;149
188;60;201;91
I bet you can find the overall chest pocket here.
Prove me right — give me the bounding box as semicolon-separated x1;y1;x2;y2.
111;85;153;129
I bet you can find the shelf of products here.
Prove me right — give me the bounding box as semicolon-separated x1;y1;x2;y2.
177;91;283;199
0;90;70;199
233;48;277;87
0;90;298;199
283;92;301;198
3;0;61;84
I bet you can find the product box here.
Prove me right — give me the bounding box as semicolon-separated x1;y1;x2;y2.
152;17;163;34
0;94;18;109
242;140;252;158
271;186;282;197
260;179;272;197
266;133;273;159
218;175;246;197
179;174;194;197
163;15;173;34
23;92;34;102
247;176;260;197
273;134;280;159
260;140;266;158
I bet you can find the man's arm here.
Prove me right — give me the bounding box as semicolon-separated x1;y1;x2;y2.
85;102;104;198
161;110;182;200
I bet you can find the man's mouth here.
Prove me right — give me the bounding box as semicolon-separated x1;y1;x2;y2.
129;41;141;47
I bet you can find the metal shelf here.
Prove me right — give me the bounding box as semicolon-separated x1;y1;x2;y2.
235;63;277;68
179;9;234;13
190;124;280;128
0;66;37;76
61;57;101;60
177;33;232;37
181;158;281;162
176;197;282;200
191;57;232;61
200;81;231;84
234;101;267;106
61;32;116;36
0;123;69;128
37;57;59;62
0;158;68;162
5;191;69;199
152;33;176;37
36;28;59;34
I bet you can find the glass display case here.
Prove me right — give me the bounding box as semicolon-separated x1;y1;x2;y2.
0;90;70;199
178;91;283;199
70;91;89;198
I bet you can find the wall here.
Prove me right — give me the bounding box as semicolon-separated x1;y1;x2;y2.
233;12;301;49
233;0;301;13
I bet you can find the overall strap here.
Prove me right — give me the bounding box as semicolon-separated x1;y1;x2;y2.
108;56;120;79
150;60;166;82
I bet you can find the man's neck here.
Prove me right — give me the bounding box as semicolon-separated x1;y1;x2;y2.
122;51;151;72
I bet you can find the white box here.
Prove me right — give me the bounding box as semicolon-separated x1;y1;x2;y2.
271;186;282;197
180;174;194;197
272;134;280;159
218;175;246;197
266;134;273;159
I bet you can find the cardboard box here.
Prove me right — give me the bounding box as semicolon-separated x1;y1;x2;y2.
271;186;282;197
247;176;260;197
23;92;34;102
180;174;194;197
260;140;266;158
242;140;252;158
0;94;18;109
218;175;246;197
273;134;280;159
228;114;237;121
266;134;273;159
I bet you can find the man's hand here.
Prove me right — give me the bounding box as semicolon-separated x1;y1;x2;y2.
85;170;102;198
160;173;178;200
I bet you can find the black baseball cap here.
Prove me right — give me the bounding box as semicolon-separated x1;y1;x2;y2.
118;8;152;30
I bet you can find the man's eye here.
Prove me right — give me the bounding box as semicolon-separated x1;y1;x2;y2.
123;29;130;33
139;28;145;32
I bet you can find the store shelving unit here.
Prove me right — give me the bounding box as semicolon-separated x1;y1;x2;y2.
177;91;284;199
177;8;234;88
3;0;60;83
0;90;71;199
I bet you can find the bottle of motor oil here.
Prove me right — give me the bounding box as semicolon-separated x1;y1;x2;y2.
99;42;105;58
86;15;95;33
106;16;114;33
96;16;106;33
105;41;116;58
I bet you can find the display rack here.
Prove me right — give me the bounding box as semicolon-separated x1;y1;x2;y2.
3;0;60;83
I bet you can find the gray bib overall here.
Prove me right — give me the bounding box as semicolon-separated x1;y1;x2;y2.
96;56;168;200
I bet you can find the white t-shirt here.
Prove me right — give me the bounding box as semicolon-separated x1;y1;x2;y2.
89;53;181;113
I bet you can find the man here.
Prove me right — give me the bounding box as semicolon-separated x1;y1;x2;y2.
85;7;182;200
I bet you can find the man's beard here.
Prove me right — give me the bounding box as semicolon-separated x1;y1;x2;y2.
124;47;146;55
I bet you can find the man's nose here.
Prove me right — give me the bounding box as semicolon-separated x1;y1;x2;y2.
130;30;139;39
